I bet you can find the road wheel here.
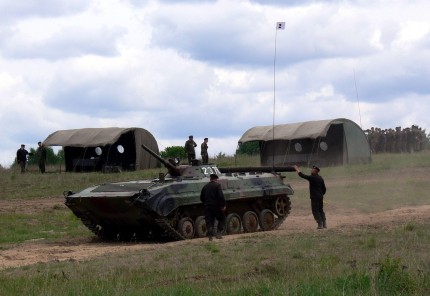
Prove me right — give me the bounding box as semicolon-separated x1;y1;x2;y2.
273;196;291;216
225;213;242;234
194;216;207;238
177;217;195;239
259;209;275;231
214;220;226;235
242;211;259;233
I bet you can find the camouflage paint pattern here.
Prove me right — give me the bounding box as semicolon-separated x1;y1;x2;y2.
65;151;295;241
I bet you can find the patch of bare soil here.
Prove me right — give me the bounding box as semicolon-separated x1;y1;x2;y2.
0;197;63;214
1;198;430;270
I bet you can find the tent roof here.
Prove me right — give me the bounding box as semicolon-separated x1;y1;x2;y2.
43;127;139;147
238;118;358;143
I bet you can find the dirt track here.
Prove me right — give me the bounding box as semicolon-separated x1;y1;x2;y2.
1;197;430;270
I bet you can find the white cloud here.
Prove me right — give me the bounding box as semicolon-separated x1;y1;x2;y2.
0;0;89;22
3;25;125;59
0;0;429;168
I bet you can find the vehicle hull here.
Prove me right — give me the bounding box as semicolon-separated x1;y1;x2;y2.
65;170;294;241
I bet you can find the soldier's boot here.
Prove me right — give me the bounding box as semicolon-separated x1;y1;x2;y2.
323;220;327;228
215;228;223;239
207;227;213;241
317;222;323;229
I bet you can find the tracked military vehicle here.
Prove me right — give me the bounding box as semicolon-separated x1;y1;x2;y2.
64;144;295;241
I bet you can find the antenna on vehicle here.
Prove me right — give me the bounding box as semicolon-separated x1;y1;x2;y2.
272;21;285;171
353;69;363;128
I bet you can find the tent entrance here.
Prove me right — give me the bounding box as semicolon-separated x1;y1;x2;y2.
317;123;344;166
65;131;137;172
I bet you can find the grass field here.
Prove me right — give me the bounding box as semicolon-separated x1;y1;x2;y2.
1;151;430;295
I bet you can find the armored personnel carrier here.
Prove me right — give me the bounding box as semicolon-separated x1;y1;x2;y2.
64;144;295;241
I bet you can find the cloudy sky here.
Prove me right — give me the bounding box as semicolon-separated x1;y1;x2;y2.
1;0;429;167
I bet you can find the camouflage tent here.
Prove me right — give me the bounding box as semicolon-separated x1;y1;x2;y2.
43;127;159;172
238;118;371;167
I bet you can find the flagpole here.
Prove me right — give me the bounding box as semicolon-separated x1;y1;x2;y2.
272;21;285;171
353;69;363;128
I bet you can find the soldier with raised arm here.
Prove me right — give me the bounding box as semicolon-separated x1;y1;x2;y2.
294;165;327;229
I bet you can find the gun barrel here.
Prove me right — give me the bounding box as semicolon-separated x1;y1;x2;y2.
219;166;296;173
140;144;180;176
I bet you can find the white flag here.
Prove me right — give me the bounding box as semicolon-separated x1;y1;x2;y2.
276;22;285;30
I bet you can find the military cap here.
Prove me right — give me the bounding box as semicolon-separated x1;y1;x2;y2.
189;135;193;138
312;165;320;172
209;174;219;179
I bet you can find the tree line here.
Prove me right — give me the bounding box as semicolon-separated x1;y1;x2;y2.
26;147;64;166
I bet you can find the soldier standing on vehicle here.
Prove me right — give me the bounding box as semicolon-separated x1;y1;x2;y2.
200;174;226;241
184;135;197;164
201;138;209;164
294;165;327;229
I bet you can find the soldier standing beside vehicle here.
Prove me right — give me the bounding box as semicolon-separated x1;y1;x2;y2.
294;165;327;229
184;135;197;164
37;141;47;173
200;174;226;241
201;138;209;164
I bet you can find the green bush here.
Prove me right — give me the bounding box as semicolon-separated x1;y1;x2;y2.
160;146;186;160
27;147;64;165
236;141;260;155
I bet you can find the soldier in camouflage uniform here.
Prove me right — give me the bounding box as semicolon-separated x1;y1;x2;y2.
184;135;197;164
37;141;47;173
201;138;209;164
364;125;429;154
395;127;402;153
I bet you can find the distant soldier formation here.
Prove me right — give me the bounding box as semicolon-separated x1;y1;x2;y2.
364;125;428;154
